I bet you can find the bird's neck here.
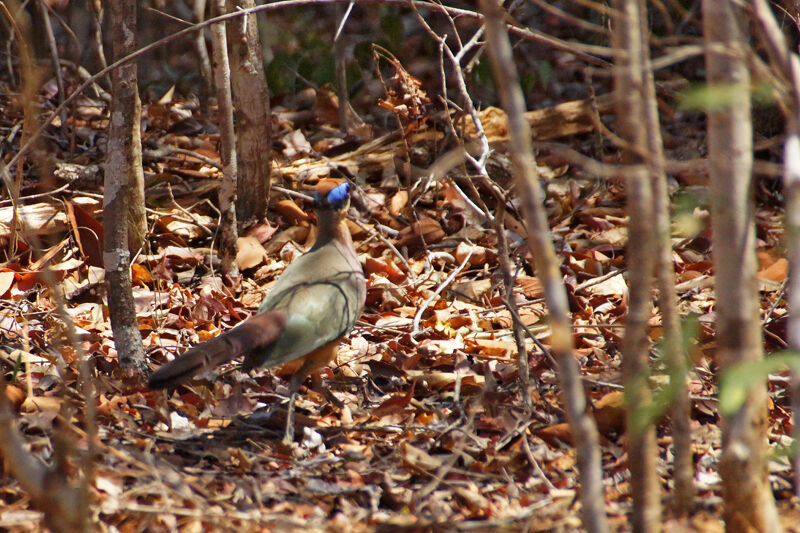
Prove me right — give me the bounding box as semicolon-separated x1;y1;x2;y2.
315;209;354;249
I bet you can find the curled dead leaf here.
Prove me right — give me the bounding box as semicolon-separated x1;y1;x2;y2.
535;422;573;446
758;257;787;283
452;279;492;303
515;276;543;299
275;199;311;225
236;236;267;270
593;390;626;437
367;274;407;310
395;217;445;248
401;441;442;471
4;384;25;411
364;257;406;283
0;270;14;297
454;485;489;513
373;382;415;417
454;241;488;266
390;190;408;217
21;396;62;413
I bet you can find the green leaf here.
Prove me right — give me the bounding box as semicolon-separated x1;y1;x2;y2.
627;315;699;436
718;351;800;415
379;10;404;51
678;81;775;111
678;83;748;111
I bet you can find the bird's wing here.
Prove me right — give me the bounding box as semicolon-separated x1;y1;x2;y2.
244;241;365;369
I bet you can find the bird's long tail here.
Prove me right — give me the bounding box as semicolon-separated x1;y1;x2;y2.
148;311;286;390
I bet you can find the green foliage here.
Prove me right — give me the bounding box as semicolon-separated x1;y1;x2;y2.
11;351;22;383
534;59;553;89
353;41;375;66
379;9;404;51
262;17;343;95
670;187;710;237
519;60;554;96
471;59;495;91
678;80;775;111
266;48;340;96
719;350;800;415
266;52;301;95
627;315;698;436
520;72;536;98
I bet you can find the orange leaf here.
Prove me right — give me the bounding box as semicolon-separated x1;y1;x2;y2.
373;382;415;417
236;236;267;270
593;390;625;437
535;423;573;446
395;217;445;248
758;257;788;283
0;270;14;297
4;385;25;411
389;191;408;217
275;199;311;225
131;263;152;285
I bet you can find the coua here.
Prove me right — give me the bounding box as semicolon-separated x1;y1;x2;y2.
149;178;366;443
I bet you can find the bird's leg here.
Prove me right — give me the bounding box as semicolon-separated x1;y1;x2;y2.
280;342;340;444
283;372;304;445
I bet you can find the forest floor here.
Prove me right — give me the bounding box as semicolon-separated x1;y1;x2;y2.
2;7;800;533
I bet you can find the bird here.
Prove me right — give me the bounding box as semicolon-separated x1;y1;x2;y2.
149;178;366;443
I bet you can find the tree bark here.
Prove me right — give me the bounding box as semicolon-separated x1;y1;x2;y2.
612;1;661;529
106;2;146;253
105;0;148;375
641;4;694;514
227;0;271;226
749;0;800;502
479;1;608;532
703;1;782;530
193;0;215;111
0;374;87;532
632;0;694;513
211;0;240;278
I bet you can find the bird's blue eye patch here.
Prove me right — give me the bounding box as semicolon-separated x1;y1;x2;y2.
326;182;350;207
313;181;351;210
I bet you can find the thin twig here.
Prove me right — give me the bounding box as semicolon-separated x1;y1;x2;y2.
334;2;354;133
0;182;71;207
38;0;67;141
411;249;473;340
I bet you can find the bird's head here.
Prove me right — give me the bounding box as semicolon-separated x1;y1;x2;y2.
313;178;351;213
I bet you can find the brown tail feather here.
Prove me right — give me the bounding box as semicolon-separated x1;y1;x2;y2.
148;311;286;390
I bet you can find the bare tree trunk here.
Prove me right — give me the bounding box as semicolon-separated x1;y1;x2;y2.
334;2;353;133
8;3;45;200
104;0;148;375
703;1;782;531
193;0;214;106
479;2;608;532
0;9;90;526
38;0;67;141
611;1;661;530
106;2;146;253
227;0;271;226
91;0;107;71
0;374;87;532
750;0;800;503
211;0;240;278
642;8;695;515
